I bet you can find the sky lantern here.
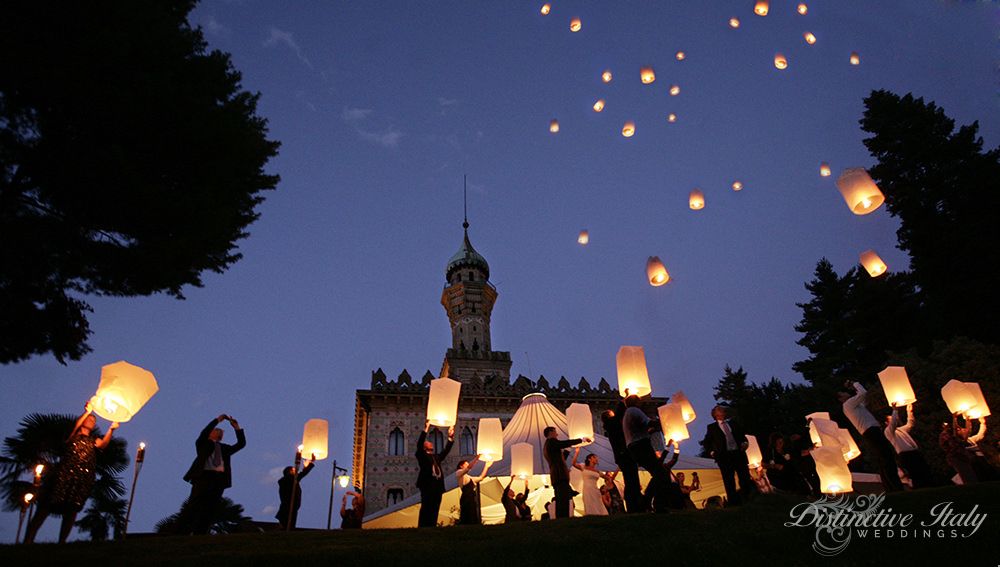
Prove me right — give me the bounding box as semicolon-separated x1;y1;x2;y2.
549;119;559;133
850;52;861;65
797;3;808;15
669;84;680;96
566;403;595;446
646;256;669;287
819;162;832;177
745;435;763;469
511;442;534;479
592;99;605;112
877;366;916;408
836;168;885;215
672;390;697;424
91;361;159;423
540;3;551;16
859;249;887;277
301;418;329;460
732;181;743;191
813;446;853;494
729;17;741;28
667;113;677;123
577;230;589;245
621;121;635;137
640;67;656;84
601;70;612;83
804;32;817;45
963;382;991;418
837;428;861;461
807;414;838;447
675;51;685;61
427;376;461;426
754;1;769;16
689;189;705;210
774;53;788;70
477;418;504;462
942;379;979;416
569;17;581;32
658;403;691;443
616;345;652;397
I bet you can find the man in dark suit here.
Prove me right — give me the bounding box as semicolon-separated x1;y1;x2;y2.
702;405;755;506
543;426;589;518
601;401;642;513
183;414;246;534
415;420;454;527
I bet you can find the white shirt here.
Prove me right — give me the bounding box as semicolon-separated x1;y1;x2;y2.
842;382;880;434
884;405;919;453
623;407;650;447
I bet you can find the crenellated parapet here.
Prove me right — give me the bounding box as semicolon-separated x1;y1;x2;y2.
367;368;619;398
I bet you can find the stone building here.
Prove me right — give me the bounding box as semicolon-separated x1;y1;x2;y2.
352;221;666;513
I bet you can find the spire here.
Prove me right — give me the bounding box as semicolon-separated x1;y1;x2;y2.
446;175;489;282
463;174;469;231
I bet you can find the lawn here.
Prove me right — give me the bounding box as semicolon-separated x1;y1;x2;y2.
3;482;996;566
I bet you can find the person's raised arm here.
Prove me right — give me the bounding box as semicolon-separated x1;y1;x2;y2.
969;418;987;444
228;416;246;453
198;415;226;443
571;447;584;471
887;407;899;436
299;457;316;480
70;401;95;438
472;460;492;483
439;426;455;459
95;422;119;449
900;404;915;434
340;493;347;516
851;381;867;405
416;422;429;457
505;476;514;492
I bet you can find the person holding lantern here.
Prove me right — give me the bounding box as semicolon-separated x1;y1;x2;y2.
702;405;756;506
24;401;119;544
571;447;616;516
939;415;977;484
543;426;589;518
415;420;454;527
456;455;492;524
601;403;642;513
622;395;672;512
883;404;933;489
838;381;904;492
340;490;365;529
182;414;246;534
275;453;315;530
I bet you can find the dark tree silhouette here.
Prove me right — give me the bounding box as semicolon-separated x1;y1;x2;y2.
0;1;280;364
155;497;251;535
76;496;127;542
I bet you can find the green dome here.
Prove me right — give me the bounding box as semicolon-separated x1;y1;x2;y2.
446;228;489;281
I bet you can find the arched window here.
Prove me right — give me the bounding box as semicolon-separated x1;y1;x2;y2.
387;488;404;505
429;429;445;453
460;426;475;455
388;427;405;456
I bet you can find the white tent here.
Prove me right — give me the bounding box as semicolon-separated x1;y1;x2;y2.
363;393;726;528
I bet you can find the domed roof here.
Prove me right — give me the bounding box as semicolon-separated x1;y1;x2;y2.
446;226;489;281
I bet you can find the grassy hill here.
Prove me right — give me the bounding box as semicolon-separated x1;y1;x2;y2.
3;482;996;566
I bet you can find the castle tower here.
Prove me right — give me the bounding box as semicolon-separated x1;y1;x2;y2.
439;219;511;384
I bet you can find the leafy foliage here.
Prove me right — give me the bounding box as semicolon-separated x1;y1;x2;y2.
76;496;127;542
155;497;251;535
0;0;280;364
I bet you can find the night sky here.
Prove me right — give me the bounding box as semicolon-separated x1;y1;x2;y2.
2;1;998;540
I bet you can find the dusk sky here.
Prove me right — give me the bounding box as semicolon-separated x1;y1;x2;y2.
2;1;998;540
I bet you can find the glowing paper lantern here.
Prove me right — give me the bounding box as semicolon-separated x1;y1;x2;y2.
592;99;605;112
774;53;788;70
640;67;656;84
91;361;159;423
549;119;559;133
540;3;551;15
850;52;861;65
578;230;589;245
657;403;690;442
804;32;817;45
807;414;838;446
797;3;808;15
511;442;534;479
860;250;888;277
745;435;763;469
667;113;677;123
813;446;853;494
427;376;461;427
729;17;741;28
669;85;680;96
477;418;503;462
963;382;991;418
819;162;832;177
566;403;594;445
732;181;743;191
570;467;583;492
621;121;635;137
616;345;652;397
942;380;979;416
754;1;769;16
301;418;329;460
837;428;861;461
602;70;613;83
645;256;669;287
689;189;705;210
675;51;685;61
836;168;885;215
878;366;916;408
570;18;581;32
672;390;697;424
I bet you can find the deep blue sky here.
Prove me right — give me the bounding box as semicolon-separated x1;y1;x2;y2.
2;1;998;540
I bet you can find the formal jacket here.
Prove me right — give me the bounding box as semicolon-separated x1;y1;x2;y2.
276;461;315;518
544;437;582;483
702;419;748;461
601;401;629;462
415;430;453;492
182;417;247;488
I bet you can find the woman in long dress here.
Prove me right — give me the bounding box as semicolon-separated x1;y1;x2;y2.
456;455;492;524
571;447;614;516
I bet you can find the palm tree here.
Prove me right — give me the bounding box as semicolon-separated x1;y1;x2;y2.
155;497;251;535
1;413;129;532
76;496;127;541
